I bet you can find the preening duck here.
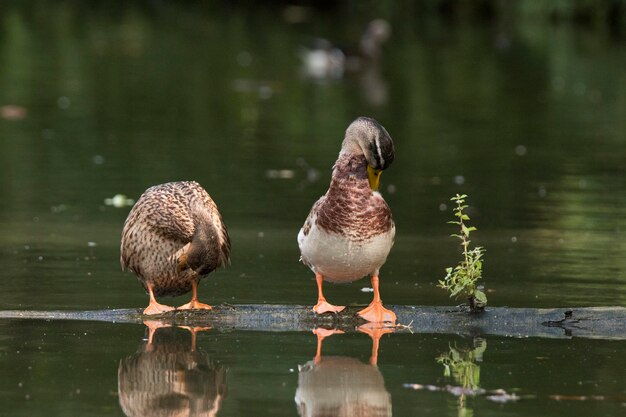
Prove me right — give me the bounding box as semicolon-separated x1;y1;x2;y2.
121;181;230;315
298;117;396;323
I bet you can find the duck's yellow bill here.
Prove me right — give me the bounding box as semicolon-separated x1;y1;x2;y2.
367;166;382;191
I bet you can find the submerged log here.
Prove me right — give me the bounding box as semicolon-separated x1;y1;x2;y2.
0;305;624;340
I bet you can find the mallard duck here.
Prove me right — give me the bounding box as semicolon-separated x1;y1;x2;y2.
298;117;396;323
118;324;226;417
121;181;230;315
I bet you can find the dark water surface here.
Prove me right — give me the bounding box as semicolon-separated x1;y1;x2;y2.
0;2;625;416
1;321;624;417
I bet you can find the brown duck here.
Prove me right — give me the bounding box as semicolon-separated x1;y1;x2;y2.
121;181;230;315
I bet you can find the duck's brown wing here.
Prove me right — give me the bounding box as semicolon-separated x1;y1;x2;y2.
189;183;231;269
120;184;196;272
214;211;231;267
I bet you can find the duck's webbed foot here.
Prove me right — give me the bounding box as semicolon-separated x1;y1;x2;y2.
357;275;396;324
178;280;212;311
312;272;345;315
144;283;175;315
143;301;175;315
313;300;346;315
178;299;213;310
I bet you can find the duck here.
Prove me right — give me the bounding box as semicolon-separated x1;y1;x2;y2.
121;181;231;315
298;117;396;323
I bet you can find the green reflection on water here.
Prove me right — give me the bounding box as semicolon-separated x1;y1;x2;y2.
437;337;487;417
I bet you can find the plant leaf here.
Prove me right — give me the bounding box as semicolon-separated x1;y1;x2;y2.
474;289;487;304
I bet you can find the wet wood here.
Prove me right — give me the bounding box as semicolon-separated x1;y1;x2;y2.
0;305;624;340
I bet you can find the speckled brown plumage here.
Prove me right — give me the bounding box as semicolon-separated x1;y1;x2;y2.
121;181;230;298
313;153;393;241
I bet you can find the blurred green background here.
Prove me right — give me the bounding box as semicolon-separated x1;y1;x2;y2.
1;0;624;309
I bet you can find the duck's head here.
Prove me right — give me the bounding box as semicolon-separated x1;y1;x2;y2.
340;117;395;191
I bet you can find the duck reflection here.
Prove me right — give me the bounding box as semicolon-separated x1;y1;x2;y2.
295;326;393;417
118;321;226;417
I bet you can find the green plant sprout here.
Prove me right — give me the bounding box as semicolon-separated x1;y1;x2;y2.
439;194;487;313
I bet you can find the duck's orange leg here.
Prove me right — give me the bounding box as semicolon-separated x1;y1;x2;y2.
358;323;396;365
180;326;212;351
313;273;345;314
312;328;344;364
142;319;171;351
179;280;213;310
143;283;175;315
357;275;396;323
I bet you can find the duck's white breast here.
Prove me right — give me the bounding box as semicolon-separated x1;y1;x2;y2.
298;212;395;283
